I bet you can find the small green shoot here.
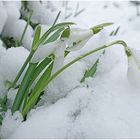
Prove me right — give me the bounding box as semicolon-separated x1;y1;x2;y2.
80;59;99;83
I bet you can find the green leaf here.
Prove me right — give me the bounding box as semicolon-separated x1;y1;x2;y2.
51;22;75;31
110;26;120;36
114;26;120;36
44;27;65;44
52;11;61;26
30;57;53;84
80;59;99;83
0;115;3;125
22;63;53;117
61;27;70;38
12;63;37;113
32;25;41;48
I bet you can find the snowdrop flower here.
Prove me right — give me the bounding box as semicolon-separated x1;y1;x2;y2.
31;40;65;73
126;48;140;87
64;28;93;51
31;28;94;73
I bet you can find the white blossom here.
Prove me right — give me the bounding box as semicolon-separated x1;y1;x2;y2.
127;48;140;87
31;40;65;63
64;28;93;51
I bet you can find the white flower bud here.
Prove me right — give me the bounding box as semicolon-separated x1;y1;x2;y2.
127;48;140;87
31;40;65;63
52;45;65;74
65;28;93;51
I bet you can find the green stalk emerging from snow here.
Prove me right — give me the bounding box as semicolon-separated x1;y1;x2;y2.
22;40;128;117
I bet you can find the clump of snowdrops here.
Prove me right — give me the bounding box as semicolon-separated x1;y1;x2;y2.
0;15;133;123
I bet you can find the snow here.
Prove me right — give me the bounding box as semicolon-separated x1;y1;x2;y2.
27;1;57;25
0;47;29;85
2;19;33;49
4;2;20;20
0;110;23;138
7;89;18;108
1;1;140;139
0;2;8;34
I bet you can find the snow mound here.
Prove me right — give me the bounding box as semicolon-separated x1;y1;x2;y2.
28;1;57;25
0;110;23;138
2;19;33;49
0;47;29;84
0;2;8;34
10;50;140;138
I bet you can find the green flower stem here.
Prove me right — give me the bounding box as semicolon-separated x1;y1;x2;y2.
9;50;35;89
12;62;37;113
22;40;128;117
19;11;33;45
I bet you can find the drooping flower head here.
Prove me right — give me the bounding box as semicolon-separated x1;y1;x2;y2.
126;47;140;87
62;27;94;51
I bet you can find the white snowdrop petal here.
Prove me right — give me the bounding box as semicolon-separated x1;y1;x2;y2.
66;36;92;51
31;45;55;63
65;28;93;51
127;56;140;87
130;48;140;66
31;41;61;63
69;28;93;43
52;46;65;74
127;48;140;87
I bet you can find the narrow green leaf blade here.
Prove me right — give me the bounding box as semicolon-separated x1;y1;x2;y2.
32;25;41;48
44;27;65;44
30;57;52;84
22;63;53;116
80;59;99;83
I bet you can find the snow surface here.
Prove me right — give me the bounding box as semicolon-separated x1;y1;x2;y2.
0;1;140;139
0;47;29;90
0;2;7;34
27;1;57;25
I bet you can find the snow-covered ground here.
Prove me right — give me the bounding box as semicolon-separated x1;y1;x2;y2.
1;1;140;139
